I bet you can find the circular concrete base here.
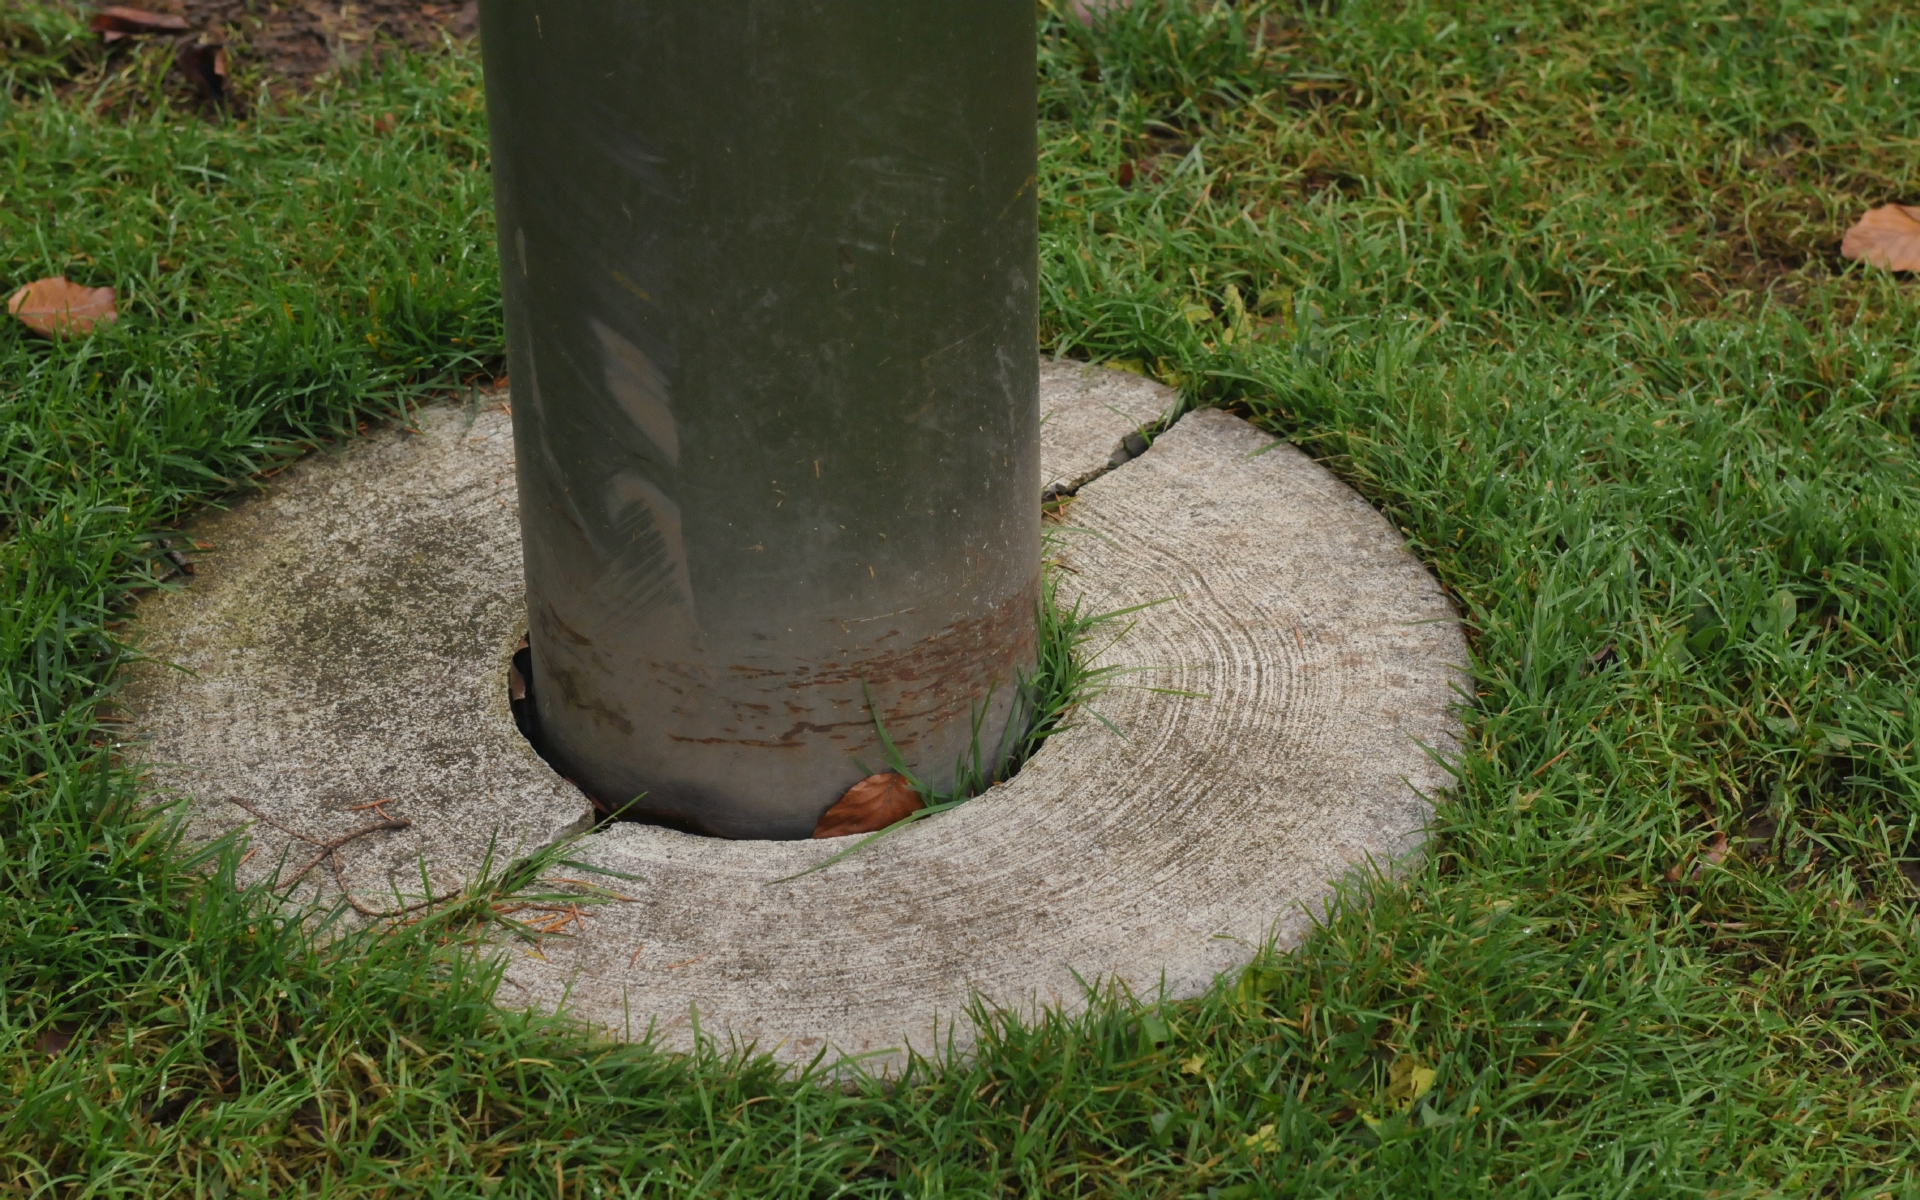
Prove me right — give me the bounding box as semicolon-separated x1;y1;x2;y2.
121;360;1466;1068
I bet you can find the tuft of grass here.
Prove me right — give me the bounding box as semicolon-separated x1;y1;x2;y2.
934;552;1147;802
780;558;1140;876
0;3;91;96
2;0;1920;1194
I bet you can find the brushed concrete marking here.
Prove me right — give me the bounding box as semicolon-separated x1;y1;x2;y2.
120;366;1467;1068
504;409;1466;1066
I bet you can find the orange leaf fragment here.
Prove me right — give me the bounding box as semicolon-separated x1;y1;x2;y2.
812;772;924;839
1665;830;1730;883
1840;204;1920;272
8;277;118;339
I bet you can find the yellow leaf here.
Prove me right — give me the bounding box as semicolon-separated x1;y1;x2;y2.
1223;283;1252;346
1180;1054;1207;1076
1383;1055;1436;1113
1406;1066;1436;1106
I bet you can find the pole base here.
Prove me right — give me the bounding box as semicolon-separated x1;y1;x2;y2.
118;360;1466;1069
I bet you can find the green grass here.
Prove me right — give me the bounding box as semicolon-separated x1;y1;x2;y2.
4;0;1920;1194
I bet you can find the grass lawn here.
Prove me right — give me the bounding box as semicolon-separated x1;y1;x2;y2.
4;0;1920;1194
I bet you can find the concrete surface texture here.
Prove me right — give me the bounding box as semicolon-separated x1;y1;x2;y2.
121;361;1467;1066
119;397;594;917
1037;357;1173;495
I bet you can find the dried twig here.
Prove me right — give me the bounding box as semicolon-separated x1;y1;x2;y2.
337;883;463;921
226;796;437;917
283;818;412;888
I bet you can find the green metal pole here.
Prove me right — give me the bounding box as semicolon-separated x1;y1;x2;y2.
478;3;1040;839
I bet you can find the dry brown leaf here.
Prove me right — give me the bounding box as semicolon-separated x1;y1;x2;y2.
812;772;923;839
35;1024;78;1058
1665;830;1730;883
1840;204;1920;271
90;6;190;41
7;277;118;339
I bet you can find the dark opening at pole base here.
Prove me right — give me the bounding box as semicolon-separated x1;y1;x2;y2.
508;634;717;836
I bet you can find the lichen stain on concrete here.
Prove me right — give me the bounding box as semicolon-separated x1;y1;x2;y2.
119;403;595;914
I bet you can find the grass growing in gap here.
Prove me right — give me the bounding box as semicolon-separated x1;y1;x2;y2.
784;559;1145;877
929;547;1158;804
3;0;1920;1194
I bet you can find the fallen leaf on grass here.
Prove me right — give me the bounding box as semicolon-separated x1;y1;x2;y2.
89;6;189;41
1665;830;1730;882
8;278;118;338
1361;1054;1437;1132
1385;1054;1436;1109
812;772;923;839
1840;204;1920;271
35;1023;79;1058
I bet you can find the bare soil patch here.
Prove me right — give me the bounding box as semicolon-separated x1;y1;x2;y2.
109;1;474;92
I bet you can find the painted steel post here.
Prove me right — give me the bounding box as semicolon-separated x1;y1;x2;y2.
477;3;1040;839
